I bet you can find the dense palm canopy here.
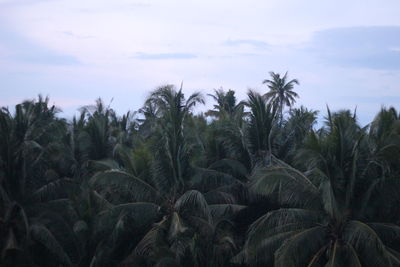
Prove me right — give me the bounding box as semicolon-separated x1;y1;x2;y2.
1;79;400;267
240;110;400;266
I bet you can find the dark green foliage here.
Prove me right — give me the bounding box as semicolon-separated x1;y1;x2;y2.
1;77;400;267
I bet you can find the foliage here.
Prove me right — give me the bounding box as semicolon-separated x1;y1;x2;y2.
1;77;400;267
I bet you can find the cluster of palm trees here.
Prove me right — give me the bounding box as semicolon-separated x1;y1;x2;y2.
1;72;400;267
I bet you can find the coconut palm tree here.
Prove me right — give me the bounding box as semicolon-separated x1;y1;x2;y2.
145;85;205;193
88;85;248;266
0;96;80;267
238;109;400;267
275;106;319;164
243;90;277;166
78;98;115;161
203;89;250;172
367;107;400;178
205;88;244;122
262;71;299;123
359;107;400;223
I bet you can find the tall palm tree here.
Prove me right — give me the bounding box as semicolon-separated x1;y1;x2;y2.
275;106;319;164
367;107;400;178
360;107;400;223
0;96;79;267
204;89;250;171
205;88;244;122
237;109;400;267
78;98;115;161
262;71;299;123
88;86;247;266
243;90;277;165
146;84;205;193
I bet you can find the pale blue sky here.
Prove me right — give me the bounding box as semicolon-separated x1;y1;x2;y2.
1;0;400;124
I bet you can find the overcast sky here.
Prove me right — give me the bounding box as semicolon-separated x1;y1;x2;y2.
1;0;400;124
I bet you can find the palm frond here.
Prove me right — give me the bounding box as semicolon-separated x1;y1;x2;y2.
175;190;211;223
90;170;162;203
274;226;327;267
30;223;73;267
250;164;320;208
209;204;246;221
343;220;392;267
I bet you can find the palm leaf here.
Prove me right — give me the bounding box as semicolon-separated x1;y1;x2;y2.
30;223;73;267
175;190;211;223
90;170;162;203
343;220;392;267
274;226;327;267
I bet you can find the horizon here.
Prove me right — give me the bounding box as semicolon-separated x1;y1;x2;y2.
1;91;393;128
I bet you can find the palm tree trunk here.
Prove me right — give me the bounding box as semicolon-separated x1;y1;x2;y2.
279;98;284;125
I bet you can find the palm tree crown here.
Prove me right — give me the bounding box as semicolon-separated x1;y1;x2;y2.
263;71;299;122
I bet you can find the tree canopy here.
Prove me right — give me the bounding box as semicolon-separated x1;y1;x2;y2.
1;76;400;267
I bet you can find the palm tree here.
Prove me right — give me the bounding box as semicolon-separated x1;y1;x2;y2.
262;71;299;123
243;90;277;165
203;89;251;172
367;107;400;178
88;86;249;266
0;96;79;267
238;109;400;266
78;98;115;161
146;85;205;193
360;107;400;223
205;88;244;122
275;106;318;163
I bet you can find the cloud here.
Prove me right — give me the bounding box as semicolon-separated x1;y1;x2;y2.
223;39;270;49
0;27;80;65
62;31;94;39
307;26;400;69
131;52;197;60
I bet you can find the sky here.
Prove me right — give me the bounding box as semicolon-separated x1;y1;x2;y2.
1;0;400;124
